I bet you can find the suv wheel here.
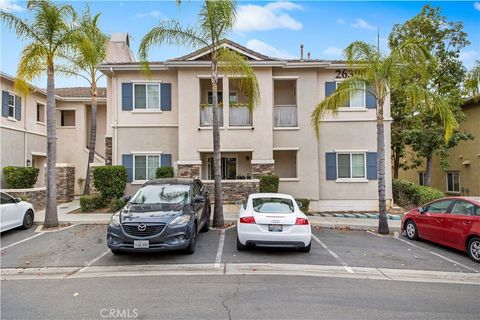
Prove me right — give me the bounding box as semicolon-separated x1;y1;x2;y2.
185;224;197;254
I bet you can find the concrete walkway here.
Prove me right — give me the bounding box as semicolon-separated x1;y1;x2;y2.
34;201;401;231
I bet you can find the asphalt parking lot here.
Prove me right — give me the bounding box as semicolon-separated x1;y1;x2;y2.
1;223;479;273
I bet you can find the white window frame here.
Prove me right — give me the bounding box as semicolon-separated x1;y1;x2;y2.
446;171;460;193
336;152;367;180
418;172;426;186
133;83;161;110
335;81;366;108
7;92;16;118
133;154;161;182
36;101;46;124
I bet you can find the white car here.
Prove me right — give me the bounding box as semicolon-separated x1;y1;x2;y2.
237;193;312;252
0;192;35;232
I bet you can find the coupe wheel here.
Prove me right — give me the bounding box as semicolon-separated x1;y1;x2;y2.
22;210;34;229
467;237;480;263
236;237;247;251
299;242;311;253
405;220;418;240
185;224;197;254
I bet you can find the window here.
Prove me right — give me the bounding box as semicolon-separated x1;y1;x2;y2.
450;201;476;216
8;93;15;117
418;172;426;186
253;197;294;213
337;153;365;179
60;110;75;126
134;84;160;109
207;91;223;104
207;157;236;180
130;184;190;205
446;172;460;193
37;103;45;123
229;92;237;104
134;155;160;181
336;81;365;108
273;150;297;178
1;192;15;204
426;200;453;213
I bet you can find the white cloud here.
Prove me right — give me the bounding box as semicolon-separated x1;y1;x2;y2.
460;50;478;69
352;18;375;30
245;39;296;59
322;47;343;59
0;0;24;12
336;18;346;25
135;10;165;19
474;2;480;11
234;2;303;32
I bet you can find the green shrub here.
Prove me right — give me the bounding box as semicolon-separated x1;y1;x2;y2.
259;174;279;193
109;198;126;212
156;166;174;178
93;166;127;200
80;195;106;212
393;179;443;206
295;198;310;214
3;166;39;189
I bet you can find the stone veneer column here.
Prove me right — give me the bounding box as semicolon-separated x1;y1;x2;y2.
251;160;275;178
105;137;112;165
56;164;75;203
177;163;201;178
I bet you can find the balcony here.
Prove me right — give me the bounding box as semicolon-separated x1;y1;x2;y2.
273;79;298;127
274;105;298;127
200;104;224;127
229;103;252;126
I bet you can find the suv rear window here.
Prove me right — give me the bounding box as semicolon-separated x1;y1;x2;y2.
252;198;294;213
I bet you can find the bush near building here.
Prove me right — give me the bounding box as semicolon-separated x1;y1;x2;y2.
393;179;444;206
3;166;39;189
156;166;174;178
79;194;106;212
109;198;126;212
259;174;279;193
295;198;310;214
93;166;127;200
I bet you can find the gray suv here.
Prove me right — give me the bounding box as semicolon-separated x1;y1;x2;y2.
107;178;210;254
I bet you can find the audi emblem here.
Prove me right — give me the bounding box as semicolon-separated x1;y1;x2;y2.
271;220;281;224
137;224;146;231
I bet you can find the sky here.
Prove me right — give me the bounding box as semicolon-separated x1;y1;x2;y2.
1;0;479;89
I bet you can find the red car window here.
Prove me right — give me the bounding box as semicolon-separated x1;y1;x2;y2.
450;201;476;216
426;200;453;213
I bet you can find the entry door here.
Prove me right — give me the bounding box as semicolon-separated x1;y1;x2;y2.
442;200;477;250
416;199;453;242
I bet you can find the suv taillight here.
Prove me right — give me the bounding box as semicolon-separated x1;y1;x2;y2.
295;218;309;225
239;216;256;224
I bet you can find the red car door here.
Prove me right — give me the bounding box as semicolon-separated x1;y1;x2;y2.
416;199;453;242
442;200;476;251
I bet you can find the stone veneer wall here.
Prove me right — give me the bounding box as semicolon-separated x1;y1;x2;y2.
177;164;201;178
251;163;275;178
105;137;112;165
56;165;75;203
203;180;259;203
1;187;47;211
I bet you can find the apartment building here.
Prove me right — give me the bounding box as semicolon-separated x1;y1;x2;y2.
98;35;393;211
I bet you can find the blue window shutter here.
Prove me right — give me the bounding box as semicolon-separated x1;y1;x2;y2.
2;91;9;117
122;154;133;182
161;154;172;167
161;83;171;111
122;83;133;111
366;152;377;180
15;95;21;120
325;82;335;97
366;85;376;109
325;152;337;180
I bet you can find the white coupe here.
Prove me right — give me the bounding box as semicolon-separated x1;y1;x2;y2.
0;192;35;232
237;193;312;252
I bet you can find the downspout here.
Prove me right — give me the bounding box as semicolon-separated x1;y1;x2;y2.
24;91;27;166
111;67;118;165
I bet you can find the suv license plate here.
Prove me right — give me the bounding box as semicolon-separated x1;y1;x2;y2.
134;240;149;249
268;225;283;232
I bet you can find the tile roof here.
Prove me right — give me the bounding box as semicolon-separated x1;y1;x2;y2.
55;87;107;98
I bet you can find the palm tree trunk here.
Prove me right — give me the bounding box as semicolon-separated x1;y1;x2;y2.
84;85;98;195
377;98;389;234
211;56;224;228
44;64;58;227
425;153;433;187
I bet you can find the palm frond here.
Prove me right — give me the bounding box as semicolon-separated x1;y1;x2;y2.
0;10;43;44
15;42;48;94
200;0;237;42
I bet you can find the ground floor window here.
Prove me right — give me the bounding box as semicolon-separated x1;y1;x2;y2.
207;157;236;180
273;150;297;178
446;172;460;193
418;172;426;186
337;153;365;179
134;155;160;181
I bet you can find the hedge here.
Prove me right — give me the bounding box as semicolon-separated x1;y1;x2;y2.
156;166;174;178
259;174;279;193
80;195;106;212
392;179;444;206
3;166;39;189
93;166;127;200
295;198;310;214
109;198;126;212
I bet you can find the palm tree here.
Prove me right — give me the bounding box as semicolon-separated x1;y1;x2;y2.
1;0;77;227
312;41;458;234
139;0;259;227
65;7;109;195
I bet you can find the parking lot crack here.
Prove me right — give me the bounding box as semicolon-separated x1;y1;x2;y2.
221;275;240;320
376;268;393;280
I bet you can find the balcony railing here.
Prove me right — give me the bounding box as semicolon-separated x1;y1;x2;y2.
200;104;223;127
229;103;252;126
274;105;298;127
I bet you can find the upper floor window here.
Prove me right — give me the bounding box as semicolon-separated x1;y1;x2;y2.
8;93;15;118
37;103;45;123
60;110;75;127
418;172;426;186
336;81;365;108
134;83;160;110
337;153;365;179
446;172;460;193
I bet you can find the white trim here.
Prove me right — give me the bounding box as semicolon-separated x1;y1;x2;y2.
35;101;46;124
279;178;300;182
187;43;263;61
197;127;226;130
35;121;46;126
177;160;202;165
272;76;299;80
334;149;368;153
251;159;275;165
31;152;47;157
130;110;163;114
445;171;460;193
227;126;254;130
7;91;16;119
335;179;369;183
198;148;254;153
6;116;17;122
132;154;161;181
0;125;47;137
337;107;368;112
133;83;161;110
273;147;300;151
129;80;164;83
57;107;77;111
113;124;178;128
273;127;300;131
131;180;146;185
197;75;224;79
320;118;393;123
336;152;367;180
131;151;163;154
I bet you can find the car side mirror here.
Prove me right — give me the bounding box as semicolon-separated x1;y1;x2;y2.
123;195;131;202
193;195;206;203
418;207;425;214
296;201;303;208
14;198;21;203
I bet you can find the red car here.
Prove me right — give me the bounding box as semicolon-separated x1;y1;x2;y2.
401;197;480;263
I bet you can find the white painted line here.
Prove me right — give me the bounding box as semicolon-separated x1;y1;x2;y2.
77;250;111;273
34;223;81;233
395;237;479;273
366;230;388;238
214;230;226;268
312;234;354;273
224;224;236;231
0;232;45;252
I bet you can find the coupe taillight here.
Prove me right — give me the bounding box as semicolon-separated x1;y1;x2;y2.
239;216;256;224
295;218;309;225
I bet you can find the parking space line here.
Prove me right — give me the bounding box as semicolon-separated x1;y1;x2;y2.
0;232;45;252
366;230;388;238
215;230;226;268
395;236;479;273
312;234;354;273
77;250;111;273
